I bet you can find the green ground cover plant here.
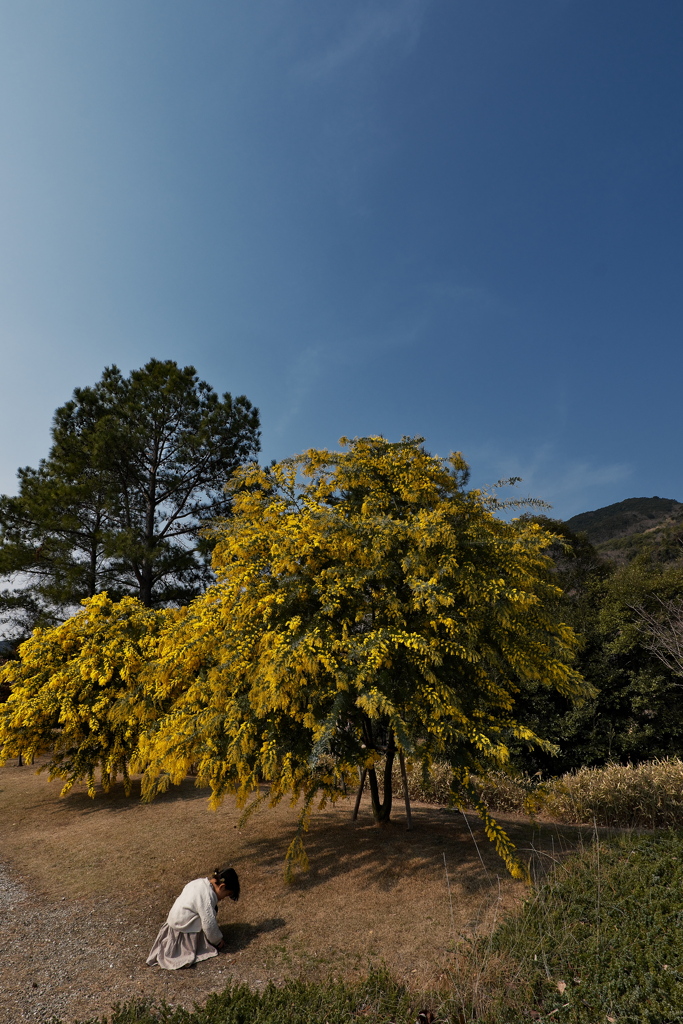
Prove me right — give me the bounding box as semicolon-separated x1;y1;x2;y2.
486;829;683;1023
70;971;424;1024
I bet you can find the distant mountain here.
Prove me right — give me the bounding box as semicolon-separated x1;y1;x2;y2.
565;497;683;565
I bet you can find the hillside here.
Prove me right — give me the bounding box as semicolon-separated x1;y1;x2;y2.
565;496;683;565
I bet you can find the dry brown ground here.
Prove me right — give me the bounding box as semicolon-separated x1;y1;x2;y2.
0;758;583;1024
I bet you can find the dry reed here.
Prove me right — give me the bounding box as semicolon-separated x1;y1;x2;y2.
391;760;530;813
539;757;683;828
394;757;683;830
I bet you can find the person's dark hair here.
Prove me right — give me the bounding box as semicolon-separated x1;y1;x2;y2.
212;866;240;901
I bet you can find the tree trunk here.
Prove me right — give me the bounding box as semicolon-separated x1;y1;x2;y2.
88;525;99;598
140;443;158;608
352;768;367;820
367;730;396;823
139;566;154;607
398;750;412;830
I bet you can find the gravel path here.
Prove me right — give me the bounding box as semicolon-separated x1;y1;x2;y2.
0;864;254;1024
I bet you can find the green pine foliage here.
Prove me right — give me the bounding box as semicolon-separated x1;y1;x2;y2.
0;359;260;633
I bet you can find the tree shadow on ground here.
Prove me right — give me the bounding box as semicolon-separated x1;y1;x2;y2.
239;802;590;896
220;917;286;953
57;775;213;815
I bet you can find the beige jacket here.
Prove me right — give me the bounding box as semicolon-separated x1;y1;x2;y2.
166;877;222;945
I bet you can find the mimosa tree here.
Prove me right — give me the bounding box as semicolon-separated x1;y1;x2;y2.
0;593;170;795
140;437;592;878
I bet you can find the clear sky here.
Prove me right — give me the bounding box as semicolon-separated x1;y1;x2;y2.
1;0;681;519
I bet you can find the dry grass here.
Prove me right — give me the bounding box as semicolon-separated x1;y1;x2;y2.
539;757;683;827
396;757;683;829
0;756;583;1023
393;761;530;813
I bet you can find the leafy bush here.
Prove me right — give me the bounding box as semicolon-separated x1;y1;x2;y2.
540;757;683;828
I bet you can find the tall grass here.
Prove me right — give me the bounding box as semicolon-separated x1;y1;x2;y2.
396;756;683;829
540;757;683;828
391;759;530;813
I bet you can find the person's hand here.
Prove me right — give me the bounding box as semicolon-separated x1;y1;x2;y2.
216;939;225;950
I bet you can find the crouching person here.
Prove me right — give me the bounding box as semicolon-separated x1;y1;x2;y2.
147;867;240;970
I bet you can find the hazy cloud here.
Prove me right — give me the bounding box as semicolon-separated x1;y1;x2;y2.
471;442;633;520
298;0;428;78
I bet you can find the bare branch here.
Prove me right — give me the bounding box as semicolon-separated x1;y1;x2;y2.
629;597;683;678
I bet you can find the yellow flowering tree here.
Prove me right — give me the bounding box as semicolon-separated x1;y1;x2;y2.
140;437;592;878
0;593;170;795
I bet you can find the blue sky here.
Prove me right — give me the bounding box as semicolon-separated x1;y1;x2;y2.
1;0;681;519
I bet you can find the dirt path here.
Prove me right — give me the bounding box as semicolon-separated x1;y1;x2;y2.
0;760;577;1023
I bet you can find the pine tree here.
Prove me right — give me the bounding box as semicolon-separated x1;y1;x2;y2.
0;359;260;633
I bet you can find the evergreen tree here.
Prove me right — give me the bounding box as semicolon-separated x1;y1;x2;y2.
510;521;683;773
0;359;260;633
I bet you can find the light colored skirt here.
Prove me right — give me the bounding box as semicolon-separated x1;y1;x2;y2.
146;923;219;970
